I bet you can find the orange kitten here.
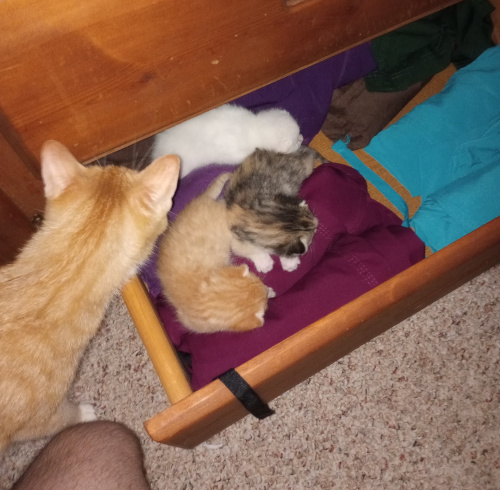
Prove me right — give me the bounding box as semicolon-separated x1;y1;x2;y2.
157;173;270;334
0;141;179;453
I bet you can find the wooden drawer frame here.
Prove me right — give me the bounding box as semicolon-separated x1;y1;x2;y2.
123;217;500;448
2;0;498;449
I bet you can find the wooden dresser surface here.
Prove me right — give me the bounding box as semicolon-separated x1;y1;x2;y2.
0;0;460;163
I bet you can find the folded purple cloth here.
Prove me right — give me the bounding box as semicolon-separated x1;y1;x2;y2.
141;162;424;390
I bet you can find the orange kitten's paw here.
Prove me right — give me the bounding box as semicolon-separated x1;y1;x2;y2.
267;287;276;298
255;308;265;326
78;403;97;422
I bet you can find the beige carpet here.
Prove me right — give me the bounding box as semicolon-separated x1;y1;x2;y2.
1;262;498;489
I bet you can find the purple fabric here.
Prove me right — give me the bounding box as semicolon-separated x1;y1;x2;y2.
234;43;376;145
140;163;424;390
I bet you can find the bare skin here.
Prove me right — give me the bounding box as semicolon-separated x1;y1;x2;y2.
12;421;150;490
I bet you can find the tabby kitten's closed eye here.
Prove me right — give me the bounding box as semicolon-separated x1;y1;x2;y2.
0;141;179;453
157;173;271;334
224;147;319;273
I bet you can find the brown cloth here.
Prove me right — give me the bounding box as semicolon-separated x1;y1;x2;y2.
320;78;423;150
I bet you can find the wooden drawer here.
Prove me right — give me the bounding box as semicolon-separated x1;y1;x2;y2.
123;215;500;448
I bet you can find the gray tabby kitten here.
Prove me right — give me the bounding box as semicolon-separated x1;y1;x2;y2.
225;147;319;273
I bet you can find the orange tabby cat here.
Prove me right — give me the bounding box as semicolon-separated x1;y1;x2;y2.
157;173;270;334
0;141;179;453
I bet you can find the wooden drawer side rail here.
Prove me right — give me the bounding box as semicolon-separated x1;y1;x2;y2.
123;217;500;448
122;276;193;404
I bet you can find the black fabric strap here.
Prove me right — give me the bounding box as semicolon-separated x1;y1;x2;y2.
217;369;275;420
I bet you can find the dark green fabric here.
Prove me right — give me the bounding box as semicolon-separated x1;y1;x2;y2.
365;0;494;92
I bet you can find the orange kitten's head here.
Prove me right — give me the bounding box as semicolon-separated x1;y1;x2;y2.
38;140;180;276
176;264;269;333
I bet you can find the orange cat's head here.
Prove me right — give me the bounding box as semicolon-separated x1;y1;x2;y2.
37;140;180;278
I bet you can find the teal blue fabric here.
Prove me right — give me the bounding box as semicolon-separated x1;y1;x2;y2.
411;161;500;251
333;45;500;251
365;45;500;199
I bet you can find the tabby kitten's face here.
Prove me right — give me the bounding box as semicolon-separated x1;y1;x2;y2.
228;196;318;257
225;146;319;258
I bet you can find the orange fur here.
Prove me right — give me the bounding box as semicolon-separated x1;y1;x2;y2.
157;173;269;334
0;141;179;453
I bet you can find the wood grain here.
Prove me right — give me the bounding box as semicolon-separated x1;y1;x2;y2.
0;133;44;219
145;216;500;448
0;0;460;163
0;120;43;265
0;189;35;264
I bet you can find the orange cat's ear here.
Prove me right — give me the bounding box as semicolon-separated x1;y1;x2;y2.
40;140;85;199
135;154;180;210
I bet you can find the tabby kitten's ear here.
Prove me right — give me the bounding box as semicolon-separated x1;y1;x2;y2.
134;154;180;211
40;140;86;200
